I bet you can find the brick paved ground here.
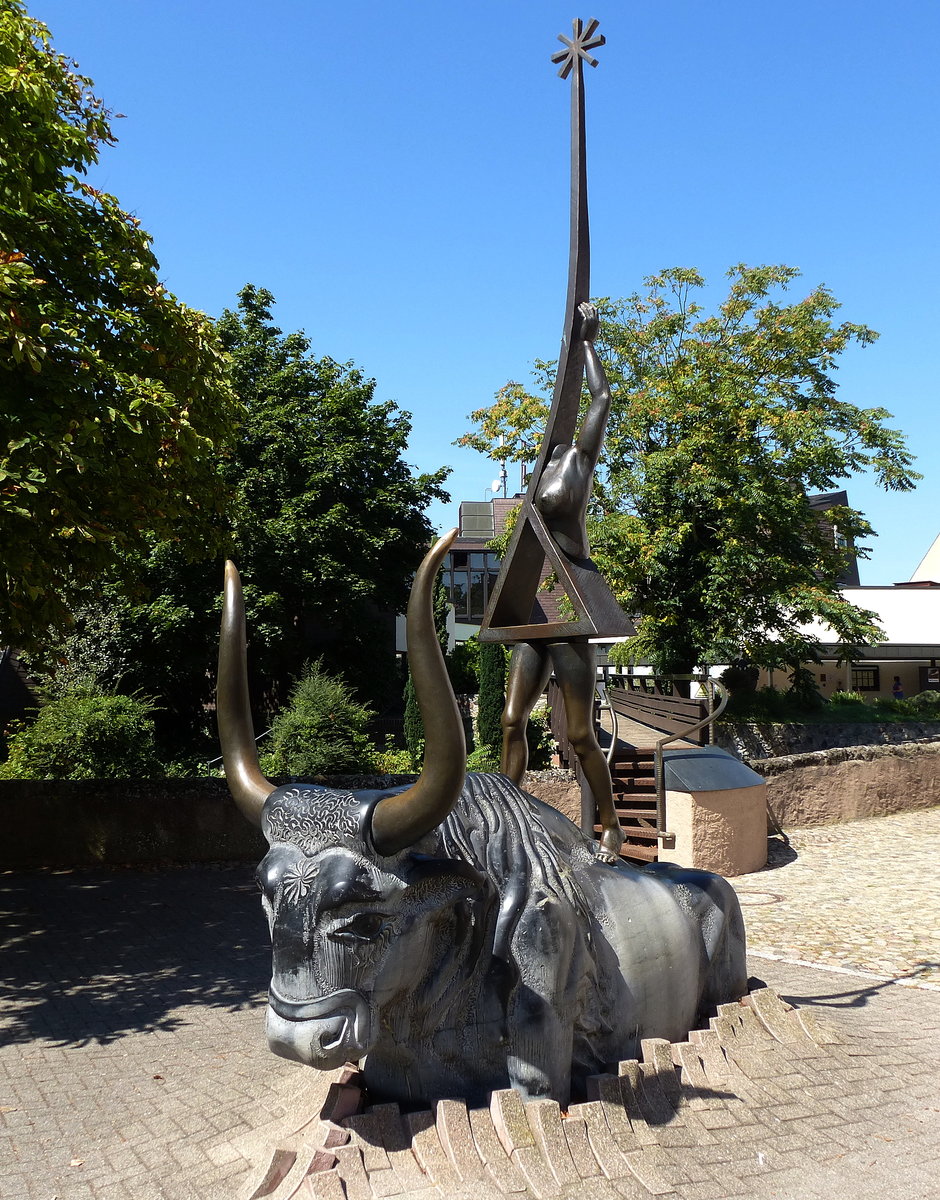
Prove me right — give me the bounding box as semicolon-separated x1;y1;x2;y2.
0;866;324;1200
2;809;938;1199
730;805;940;987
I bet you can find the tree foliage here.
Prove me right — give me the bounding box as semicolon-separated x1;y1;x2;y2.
217;285;450;707
403;671;423;770
402;569;451;769
0;2;238;645
476;641;507;755
459;266;919;673
34;286;450;756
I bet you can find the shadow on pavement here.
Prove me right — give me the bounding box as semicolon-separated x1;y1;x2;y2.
759;836;798;870
778;961;940;1010
0;863;270;1048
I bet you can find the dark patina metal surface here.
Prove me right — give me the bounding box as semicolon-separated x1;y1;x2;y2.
480;18;632;643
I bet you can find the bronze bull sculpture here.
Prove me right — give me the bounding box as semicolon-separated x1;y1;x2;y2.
218;531;748;1108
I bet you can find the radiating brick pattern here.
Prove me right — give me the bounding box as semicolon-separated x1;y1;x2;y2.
242;987;940;1200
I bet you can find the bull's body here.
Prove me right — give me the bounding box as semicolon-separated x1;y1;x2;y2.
257;772;746;1108
220;531;747;1109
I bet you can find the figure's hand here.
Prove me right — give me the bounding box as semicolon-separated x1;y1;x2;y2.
577;301;599;343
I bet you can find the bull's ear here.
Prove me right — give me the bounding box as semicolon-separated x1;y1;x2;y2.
404;853;487;892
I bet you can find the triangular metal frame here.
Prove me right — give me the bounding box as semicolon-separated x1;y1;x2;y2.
480;503;633;642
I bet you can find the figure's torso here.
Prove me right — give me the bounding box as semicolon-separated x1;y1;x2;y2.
534;444;591;558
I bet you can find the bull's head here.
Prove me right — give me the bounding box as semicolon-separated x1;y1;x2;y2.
217;531;476;1071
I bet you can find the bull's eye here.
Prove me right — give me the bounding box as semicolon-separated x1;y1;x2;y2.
331;912;387;944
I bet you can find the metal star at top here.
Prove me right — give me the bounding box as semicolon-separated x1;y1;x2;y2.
551;16;605;78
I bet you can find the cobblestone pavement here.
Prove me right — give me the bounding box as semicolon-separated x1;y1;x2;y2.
729;805;940;987
1;808;938;1200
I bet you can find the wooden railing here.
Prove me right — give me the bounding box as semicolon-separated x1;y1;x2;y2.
607;677;710;744
549;673;728;840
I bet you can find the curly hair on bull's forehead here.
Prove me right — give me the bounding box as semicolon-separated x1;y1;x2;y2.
263;786;364;854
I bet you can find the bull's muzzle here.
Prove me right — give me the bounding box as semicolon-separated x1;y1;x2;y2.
265;986;374;1069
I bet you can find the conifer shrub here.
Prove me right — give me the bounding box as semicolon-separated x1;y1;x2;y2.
477;642;508;756
261;661;377;777
403;671;424;770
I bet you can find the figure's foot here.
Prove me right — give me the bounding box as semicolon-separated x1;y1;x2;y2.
595;824;624;864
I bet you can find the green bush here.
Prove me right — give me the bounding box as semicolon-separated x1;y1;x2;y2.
868;693;940;720
402;671;424;770
261;661;377;777
829;690;867;706
447;637;479;694
723;685;795;722
0;692;161;779
477;642;508;755
373;735;414;774
786;665;824;711
466;744;500;772
525;708;555;770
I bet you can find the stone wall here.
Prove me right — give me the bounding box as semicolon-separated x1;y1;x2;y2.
717;719;940;759
0;778;266;869
751;741;940;829
521;769;582;826
8;749;933;869
0;771;579;869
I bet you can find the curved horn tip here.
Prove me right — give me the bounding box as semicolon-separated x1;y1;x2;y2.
370;526;466;855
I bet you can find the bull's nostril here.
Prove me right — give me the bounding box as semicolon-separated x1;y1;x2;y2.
320;1018;348;1051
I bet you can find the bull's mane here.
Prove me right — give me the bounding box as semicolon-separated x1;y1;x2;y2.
438;773;594;924
437;773;616;1057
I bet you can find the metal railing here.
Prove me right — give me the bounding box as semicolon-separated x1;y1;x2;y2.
595;680;619;767
206;727;271;770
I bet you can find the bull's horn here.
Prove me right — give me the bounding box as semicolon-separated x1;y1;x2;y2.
217;560;275;826
370;529;465;856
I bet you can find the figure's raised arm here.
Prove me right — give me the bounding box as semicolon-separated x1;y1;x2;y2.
574;302;612;465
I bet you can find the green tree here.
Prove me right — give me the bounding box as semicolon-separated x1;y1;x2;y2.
36;286;450;758
0;2;238;646
459;265;918;675
403;672;423;770
477;641;507;756
216;285;450;709
0;690;160;779
403;569;451;769
447;636;479;695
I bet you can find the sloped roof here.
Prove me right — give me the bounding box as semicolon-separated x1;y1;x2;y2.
910;531;940;585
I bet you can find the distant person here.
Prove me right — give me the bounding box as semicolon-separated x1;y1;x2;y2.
892;676;904;701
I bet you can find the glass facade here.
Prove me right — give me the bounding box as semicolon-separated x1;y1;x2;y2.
443;548;502;624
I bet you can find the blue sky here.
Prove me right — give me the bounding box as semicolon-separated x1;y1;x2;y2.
32;0;939;584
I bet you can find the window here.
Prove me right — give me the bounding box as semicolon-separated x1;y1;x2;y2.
851;667;880;692
443;547;503;624
469;570;486;620
450;572;469;618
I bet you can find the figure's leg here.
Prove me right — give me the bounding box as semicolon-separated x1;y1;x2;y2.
501;642;552;784
549;641;624;862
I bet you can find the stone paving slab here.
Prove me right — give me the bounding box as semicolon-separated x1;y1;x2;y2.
729;805;940;987
2;807;939;1200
